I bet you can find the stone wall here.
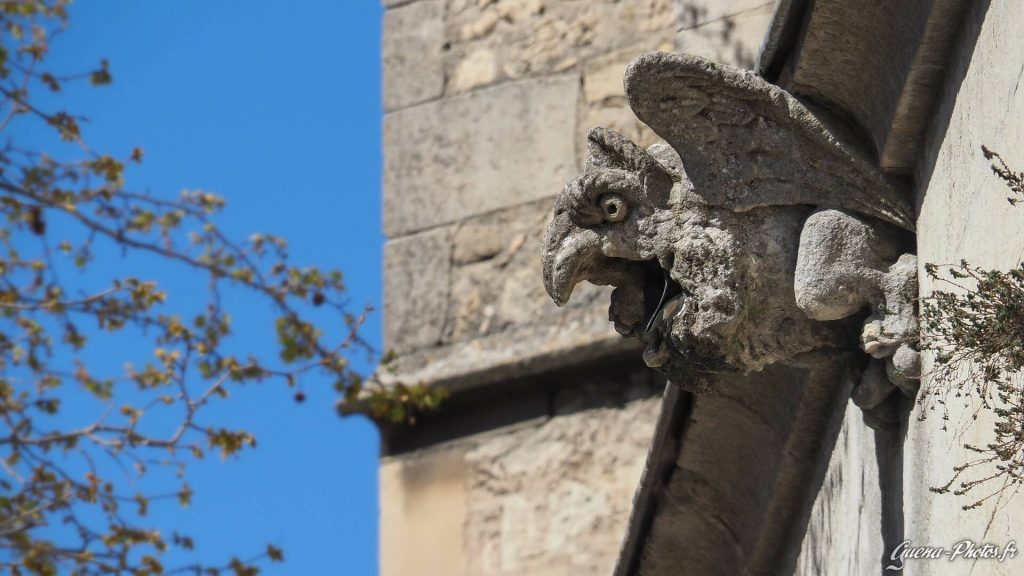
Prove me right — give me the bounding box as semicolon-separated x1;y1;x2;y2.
380;1;771;575
381;0;774;388
380;371;663;576
909;0;1024;573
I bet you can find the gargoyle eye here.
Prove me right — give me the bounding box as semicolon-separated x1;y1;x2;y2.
599;194;628;223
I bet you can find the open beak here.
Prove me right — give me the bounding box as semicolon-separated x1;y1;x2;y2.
542;212;603;307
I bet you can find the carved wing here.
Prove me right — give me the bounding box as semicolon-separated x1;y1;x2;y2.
624;52;915;231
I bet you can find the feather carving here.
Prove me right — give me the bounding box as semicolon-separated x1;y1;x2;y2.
624;52;915;231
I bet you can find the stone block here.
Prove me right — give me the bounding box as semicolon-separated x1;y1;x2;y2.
463;395;660;575
444;0;676;93
457;9;499;41
451;48;498;94
383;0;445;111
444;200;608;345
380;448;469;576
583;59;627;105
383;226;451;354
380;382;659;576
384;199;626;384
451;221;505;265
383;74;579;237
637;360;855;575
381;198;639;389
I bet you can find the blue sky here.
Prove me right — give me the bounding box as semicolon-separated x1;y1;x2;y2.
9;2;385;574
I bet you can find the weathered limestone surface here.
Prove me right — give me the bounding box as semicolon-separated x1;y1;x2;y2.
673;0;774;69
383;75;578;238
383;300;638;396
465;392;657;576
908;0;1024;572
444;201;604;346
379;383;662;576
635;359;855;575
382;0;756;396
380;449;469;576
384;199;636;383
383;226;451;354
788;0;932;162
795;404;885;575
383;199;615;354
445;0;676;95
784;0;971;172
383;0;445;111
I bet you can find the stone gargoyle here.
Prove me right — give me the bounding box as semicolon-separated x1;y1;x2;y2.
541;52;920;413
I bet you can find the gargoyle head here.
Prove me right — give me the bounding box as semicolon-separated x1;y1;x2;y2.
542;53;915;387
543;128;831;383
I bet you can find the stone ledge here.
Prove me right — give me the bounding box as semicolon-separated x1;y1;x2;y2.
372;302;640;402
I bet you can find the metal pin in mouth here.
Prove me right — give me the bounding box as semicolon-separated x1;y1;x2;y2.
645;268;683;334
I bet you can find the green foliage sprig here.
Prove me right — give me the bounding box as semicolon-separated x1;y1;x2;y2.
921;147;1024;511
0;1;444;574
